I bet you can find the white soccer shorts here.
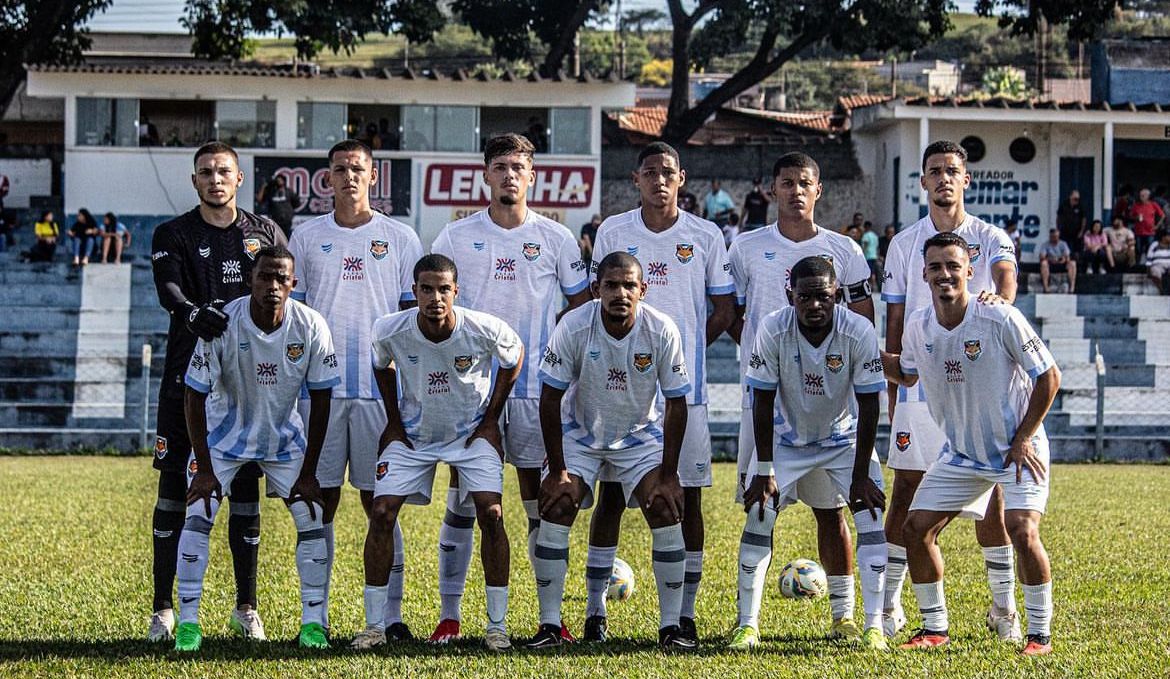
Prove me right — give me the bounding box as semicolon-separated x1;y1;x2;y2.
503;397;547;470
187;453;303;500
556;439;663;510
374;437;504;505
743;442;882;512
598;404;712;489
736;407;847;509
887;400;948;472
299;397;386;492
909;437;1050;520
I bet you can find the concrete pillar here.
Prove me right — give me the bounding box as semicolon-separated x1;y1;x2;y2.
918;116;930;212
1103;121;1114;215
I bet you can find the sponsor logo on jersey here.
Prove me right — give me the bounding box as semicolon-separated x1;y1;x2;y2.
494;257;516;281
1021;337;1045;356
376;460;389;481
190;352;208;372
542;347;561;367
647;261;669;285
239;341;250;352
944;359;964;383
749;352;765;369
633;352;653;373
154;436;168;459
286;342;305;364
427;371;450;395
967;242;981;263
803;372;825;396
243;238;261;259
588;349;601;361
864;357;882;374
256;362;279;385
672;362;687;375
606;368;628;391
825;354;844;373
342;256;365;281
895;431;911;451
198;245;211;258
321;243;333;253
222;260;242;283
571;259;588;272
627;246;639;256
522;242;541;261
675;243;694;264
473;241;485;251
370;240;389;260
453;355;473;373
323;353;337;369
152;250;168;261
763;251;776;261
964;339;982;361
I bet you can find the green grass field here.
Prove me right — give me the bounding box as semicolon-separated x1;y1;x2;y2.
0;458;1166;677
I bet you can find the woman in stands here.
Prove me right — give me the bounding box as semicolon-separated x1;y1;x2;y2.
99;212;131;264
1082;219;1113;274
67;208;99;267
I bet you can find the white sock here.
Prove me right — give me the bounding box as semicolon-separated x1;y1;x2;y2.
853;509;887;630
983;544;1017;615
585;544;617;618
1022;582;1053;637
385;521;405;625
533;521;571;626
523;499;541;566
913;580;948;632
885;543;908;613
681;550;703;620
828;575;855;621
176;497;221;626
322;521;335;628
651;524;686;630
290;501;327;626
363;584;388;629
736;506;777;629
438;489;476;622
485;585;508;633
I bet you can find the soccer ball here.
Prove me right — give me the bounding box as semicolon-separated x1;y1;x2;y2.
778;558;828;599
607;557;635;601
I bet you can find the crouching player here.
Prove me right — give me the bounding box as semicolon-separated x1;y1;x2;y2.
885;232;1059;656
177;245;339;652
354;254;523;652
730;256;889;651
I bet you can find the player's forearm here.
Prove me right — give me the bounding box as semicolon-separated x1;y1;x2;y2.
884;303;905;354
660;397;687;475
374;366;407;432
1012;366;1061;445
880;350;918;387
184;387;213;467
156;279;191;314
484;361;522;424
993;262;1018;303
302;388;332;474
539;386;567;472
853;392;879;477
751;389;776;463
705;296;735;346
728;307;746;344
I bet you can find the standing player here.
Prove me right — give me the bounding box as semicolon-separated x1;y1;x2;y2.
429;133;589;642
727;151;875;640
881;140;1020;641
288;139;423;638
148;141;286;642
730;256;888;651
177;245;338;651
583;141;735;643
354;254;522;652
528;252;693;651
884;232;1059;656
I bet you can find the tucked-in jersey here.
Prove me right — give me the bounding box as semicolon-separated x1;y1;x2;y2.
538;301;690;451
881;214;1016;405
432;209;589;399
744;305;885;448
152;208;286;399
288;211;423;399
728;224;871;407
590;209;735;405
371;307;522;450
184;296;339;462
900;302;1056;471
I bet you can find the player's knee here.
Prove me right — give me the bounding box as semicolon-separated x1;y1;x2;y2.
369;498;400;532
288;500;323;532
1006;516;1040;549
643;495;677;526
476;503;505;537
542;498;575;526
902;512;934;545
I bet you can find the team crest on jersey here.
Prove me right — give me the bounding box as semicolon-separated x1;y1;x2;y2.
967;242;981;263
964;339;982;361
633;353;653;373
818;253;834;266
370;240;389;260
286;342;305;364
825;354;844;373
243;238;261;259
376;460;389;481
675;243;694;264
198;245;211;258
453;355;474;373
895;431;911;451
522;242;541;261
154;436;168;459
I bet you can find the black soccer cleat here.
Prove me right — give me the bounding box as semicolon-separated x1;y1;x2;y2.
583;615;608;642
525;623;563;650
659;624;698;651
678;616;698;644
386;621;415;642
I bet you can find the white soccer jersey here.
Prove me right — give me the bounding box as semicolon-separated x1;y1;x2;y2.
744;305;885;448
538;300;690;451
185;296;340;462
590;209;735;405
431;209;589;400
728;224;871;407
370;307;522;450
288;212;423;399
900;302;1056;471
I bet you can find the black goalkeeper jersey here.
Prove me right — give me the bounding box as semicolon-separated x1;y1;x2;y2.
151;208;286;399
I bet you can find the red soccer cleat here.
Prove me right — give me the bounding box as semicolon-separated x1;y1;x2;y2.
1021;635;1052;656
899;629;950;650
427;618;462;645
559;621;576;644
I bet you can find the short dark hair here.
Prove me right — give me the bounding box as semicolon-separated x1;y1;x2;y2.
921;140;966;171
193;141;239;168
789;255;836;286
414;253;458;283
256;244;295;265
922;231;969;258
595;251;643;282
328;139;373;163
636;141;679;167
483;133;535;166
772;152;820;179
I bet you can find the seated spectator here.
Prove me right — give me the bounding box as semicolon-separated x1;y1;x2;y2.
1146;229;1170;295
1082;219;1113;274
25;210;59;262
1039;228;1076;293
1129;188;1165;263
99;212;131;264
1003;219;1022;263
1107;217;1136;270
67;208;100;267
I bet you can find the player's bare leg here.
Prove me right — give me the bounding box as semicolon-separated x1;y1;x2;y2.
471;490;511;651
814;507;858;639
1004;510;1052;655
976;485;1021;641
882;468;922;637
584;481;625;641
900;509;957;649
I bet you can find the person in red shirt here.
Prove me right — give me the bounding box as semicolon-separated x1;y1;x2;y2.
1129;188;1165;262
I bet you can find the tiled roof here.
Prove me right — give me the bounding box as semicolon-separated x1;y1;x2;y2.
726;106;835;131
611;106;668;136
856;95;1170;112
836;94;894;111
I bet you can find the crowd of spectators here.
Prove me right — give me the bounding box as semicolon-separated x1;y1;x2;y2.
18;208;131;266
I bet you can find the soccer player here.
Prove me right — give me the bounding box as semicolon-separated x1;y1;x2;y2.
583;141;735;643
288;139;423;638
354;254;522;652
527;252;693;651
881;140;1020;641
727;151;875;640
883;232;1059;656
429;133;589;642
729;256;888;651
177;245;338;652
148;141;287;642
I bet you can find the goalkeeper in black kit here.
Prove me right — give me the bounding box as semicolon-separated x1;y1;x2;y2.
147;141;287;642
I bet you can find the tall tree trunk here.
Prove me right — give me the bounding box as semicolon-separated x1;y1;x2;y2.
539;0;600;77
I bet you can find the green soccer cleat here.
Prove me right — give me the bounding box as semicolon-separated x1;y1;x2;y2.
861;626;890;651
829;617;861;641
727;625;760;651
298;622;330;649
173;622;203;652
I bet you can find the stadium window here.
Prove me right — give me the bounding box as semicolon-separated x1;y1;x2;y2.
479;107;549;153
348;104;401;151
139;99;215;148
401;105;479;152
550;107;591;155
216;100;276;148
76;97;138;147
297;102;347;149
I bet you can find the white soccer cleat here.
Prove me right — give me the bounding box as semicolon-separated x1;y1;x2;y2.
148;608;175;642
484;629;512;652
351;625;387;650
228;607;267;641
986;607;1023;642
882;604;907;639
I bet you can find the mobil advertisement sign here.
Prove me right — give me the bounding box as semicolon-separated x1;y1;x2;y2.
254;156;412;220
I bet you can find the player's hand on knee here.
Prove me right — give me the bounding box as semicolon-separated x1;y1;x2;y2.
538;469;576;519
289;472;323;519
976;290;1006;306
643;470;683;523
849;475;886;520
184;302;229;341
744;473;777;520
186;469;222;518
467;420;504;460
1005;436;1047;484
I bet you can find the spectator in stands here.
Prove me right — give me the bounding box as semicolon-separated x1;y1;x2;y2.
67;208;99;267
255;174;301;239
741;176;770;231
1115;185;1135;226
579;213;602;261
860;219;880;284
1039;227;1076;293
1107;216;1136;270
703;179;736;226
1155;185;1169;213
1081;219;1113;274
1146;229;1170;295
722;211;741;248
25;210;59;262
1129;188;1165;263
1057;190;1087;257
99;212;131;264
679;188;699;216
846;211;864;234
878;224;896;263
1003;218;1022;262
